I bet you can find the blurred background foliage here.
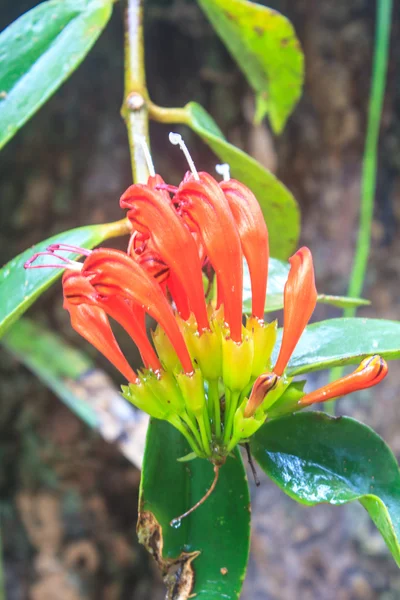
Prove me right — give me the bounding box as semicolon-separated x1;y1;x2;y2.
1;0;400;598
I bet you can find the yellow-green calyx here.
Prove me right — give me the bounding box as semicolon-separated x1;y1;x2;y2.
121;310;291;463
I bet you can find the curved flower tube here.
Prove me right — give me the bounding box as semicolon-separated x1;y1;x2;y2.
273;247;317;377
220;178;269;319
120;184;209;331
175;172;243;342
298;355;388;407
64;301;137;383
63;270;161;372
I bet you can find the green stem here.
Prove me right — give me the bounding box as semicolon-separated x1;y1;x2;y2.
122;0;150;183
345;0;392;310
196;411;212;457
326;1;392;412
181;411;203;451
169;416;203;457
223;390;240;444
208;379;221;437
148;100;190;125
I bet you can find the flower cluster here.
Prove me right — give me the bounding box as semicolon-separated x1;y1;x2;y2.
25;143;388;464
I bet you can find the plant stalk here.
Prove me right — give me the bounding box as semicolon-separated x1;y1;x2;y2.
326;0;392;412
122;0;150;183
345;0;392;311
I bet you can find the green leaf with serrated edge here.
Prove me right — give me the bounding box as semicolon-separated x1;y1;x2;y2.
0;0;112;149
197;0;304;132
270;318;400;376
186;102;299;259
139;419;250;599
0;220;127;338
251;412;400;566
2;317;98;427
243;258;369;313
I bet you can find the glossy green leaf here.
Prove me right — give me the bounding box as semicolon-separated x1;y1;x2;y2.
0;219;127;338
139;419;250;599
2;317;98;427
243;258;370;313
273;318;400;376
186;102;299;259
251;412;400;566
197;0;304;132
0;0;112;149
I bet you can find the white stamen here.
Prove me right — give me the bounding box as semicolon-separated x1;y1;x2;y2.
66;260;84;272
215;163;231;182
169;132;199;180
134;135;156;177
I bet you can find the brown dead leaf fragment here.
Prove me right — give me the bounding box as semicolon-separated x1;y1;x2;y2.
137;511;200;600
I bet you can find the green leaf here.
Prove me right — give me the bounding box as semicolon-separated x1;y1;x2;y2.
0;0;112;149
139;419;250;599
2;316;148;469
243;258;370;313
197;0;304;132
251;412;400;566
0;220;126;338
273;318;400;376
2;317;98;427
186;102;300;259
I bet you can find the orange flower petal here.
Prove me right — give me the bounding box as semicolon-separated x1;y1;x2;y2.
175;172;243;342
82;248;193;373
273;247;317;376
220;179;269;319
120;184;209;331
63;271;161;372
299;355;388;407
64;298;137;383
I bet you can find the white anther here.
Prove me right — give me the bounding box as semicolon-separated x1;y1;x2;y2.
134;135;156;177
215;163;231;182
169;132;199;180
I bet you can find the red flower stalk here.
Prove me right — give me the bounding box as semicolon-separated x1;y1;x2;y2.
273;247;317;376
298;355;388;407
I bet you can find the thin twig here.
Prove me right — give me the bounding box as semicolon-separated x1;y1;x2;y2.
245;443;260;487
170;465;220;526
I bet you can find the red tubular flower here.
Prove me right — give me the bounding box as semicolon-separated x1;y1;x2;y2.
63;271;162;372
64;301;137;383
81;248;193;374
273;247;317;376
299;355;388;407
220;179;269;319
120;183;209;331
175;172;243;342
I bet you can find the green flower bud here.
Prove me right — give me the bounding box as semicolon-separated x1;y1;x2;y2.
152;325;182;372
176;368;206;416
222;334;254;391
246;317;277;377
144;370;186;415
121;381;169;420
